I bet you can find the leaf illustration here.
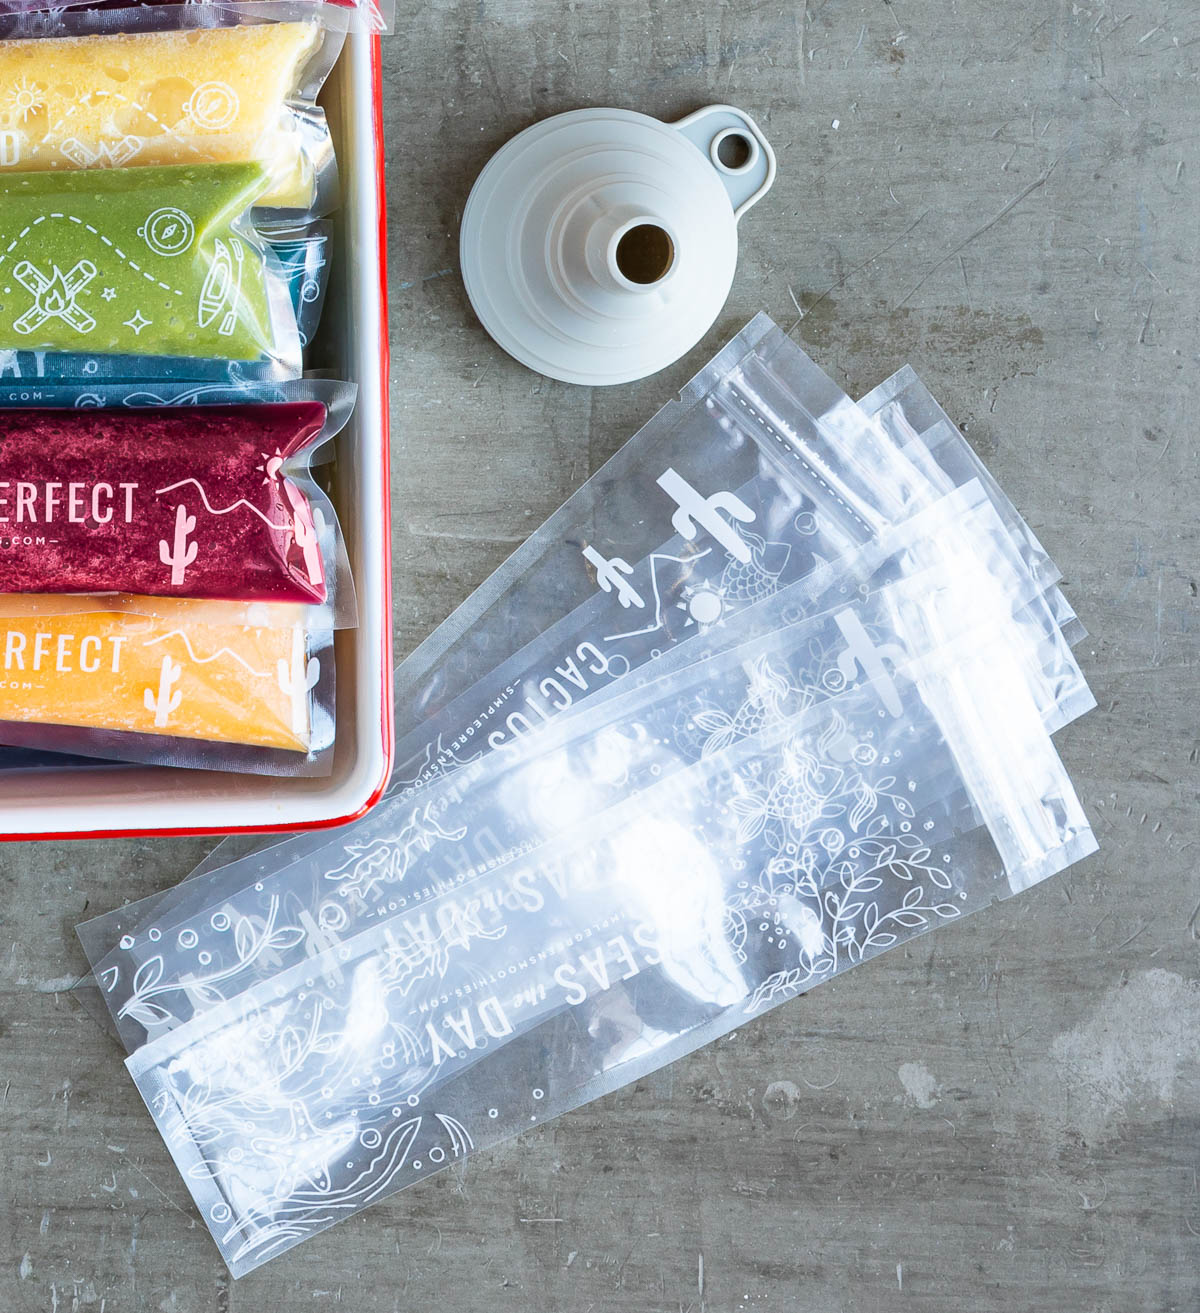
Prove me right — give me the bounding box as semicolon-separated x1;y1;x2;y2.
795;871;821;899
888;910;928;928
130;955;164;998
931;903;961;919
185;1122;227;1147
234;916;258;963
734;808;766;844
278;1025;304;1070
122;1000;173;1027
902;887;925;908
182;1078;212;1120
829;859;856;888
268;926;306;951
867;931;897;948
745;968;803;1013
763;826;789;855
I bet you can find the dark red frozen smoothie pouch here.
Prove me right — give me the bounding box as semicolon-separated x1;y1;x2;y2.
0;404;329;604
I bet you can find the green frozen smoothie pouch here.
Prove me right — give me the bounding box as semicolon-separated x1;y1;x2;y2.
0;162;289;362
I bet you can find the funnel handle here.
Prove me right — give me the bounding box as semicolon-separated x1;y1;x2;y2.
672;104;777;222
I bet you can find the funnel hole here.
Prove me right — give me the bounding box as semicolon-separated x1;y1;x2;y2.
713;130;756;173
615;224;675;285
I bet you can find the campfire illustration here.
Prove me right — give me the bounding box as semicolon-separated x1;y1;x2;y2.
13;259;98;336
59;134;143;169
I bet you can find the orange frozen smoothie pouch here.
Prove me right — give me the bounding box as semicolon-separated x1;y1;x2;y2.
0;599;315;750
0;22;323;207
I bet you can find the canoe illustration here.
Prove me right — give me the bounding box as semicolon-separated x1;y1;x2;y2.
198;237;245;337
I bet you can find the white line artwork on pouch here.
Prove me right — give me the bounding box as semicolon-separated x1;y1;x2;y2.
140;207;196;258
185;82;241;132
0;215;185;299
13;258;98;336
198;237;245;337
0;76;45;125
141;631;271;680
603;549;712;644
144;655;183;729
277;631;320;738
58;134;143;169
153;477;293;532
159;505;199;587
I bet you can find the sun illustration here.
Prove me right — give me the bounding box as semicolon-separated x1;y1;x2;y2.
2;77;47;125
686;587;725;626
257;449;286;485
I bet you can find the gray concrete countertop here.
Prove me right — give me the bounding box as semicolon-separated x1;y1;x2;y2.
2;2;1197;1309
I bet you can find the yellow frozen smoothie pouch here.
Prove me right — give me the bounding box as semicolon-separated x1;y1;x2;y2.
0;597;332;765
0;16;340;211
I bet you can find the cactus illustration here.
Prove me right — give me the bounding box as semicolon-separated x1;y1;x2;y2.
159;504;199;586
278;631;320;737
282;480;324;589
144;656;183;728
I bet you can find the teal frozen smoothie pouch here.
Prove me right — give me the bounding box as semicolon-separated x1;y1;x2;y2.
0;162;293;363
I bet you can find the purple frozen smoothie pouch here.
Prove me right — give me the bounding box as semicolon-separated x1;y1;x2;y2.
0;403;328;603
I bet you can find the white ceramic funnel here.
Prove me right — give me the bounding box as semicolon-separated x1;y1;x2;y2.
459;104;776;386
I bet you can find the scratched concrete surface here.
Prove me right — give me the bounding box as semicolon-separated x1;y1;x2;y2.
2;1;1198;1309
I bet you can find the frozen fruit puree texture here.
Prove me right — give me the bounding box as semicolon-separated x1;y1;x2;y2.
0;162;276;359
0;597;314;751
0;22;323;207
0;403;328;603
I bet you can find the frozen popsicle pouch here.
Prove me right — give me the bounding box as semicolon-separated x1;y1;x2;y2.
0;595;335;774
0;386;357;620
0;5;346;213
0;0;394;39
390;315;1083;797
102;565;1094;1275
264;222;332;350
81;521;1093;1050
0;161;301;367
